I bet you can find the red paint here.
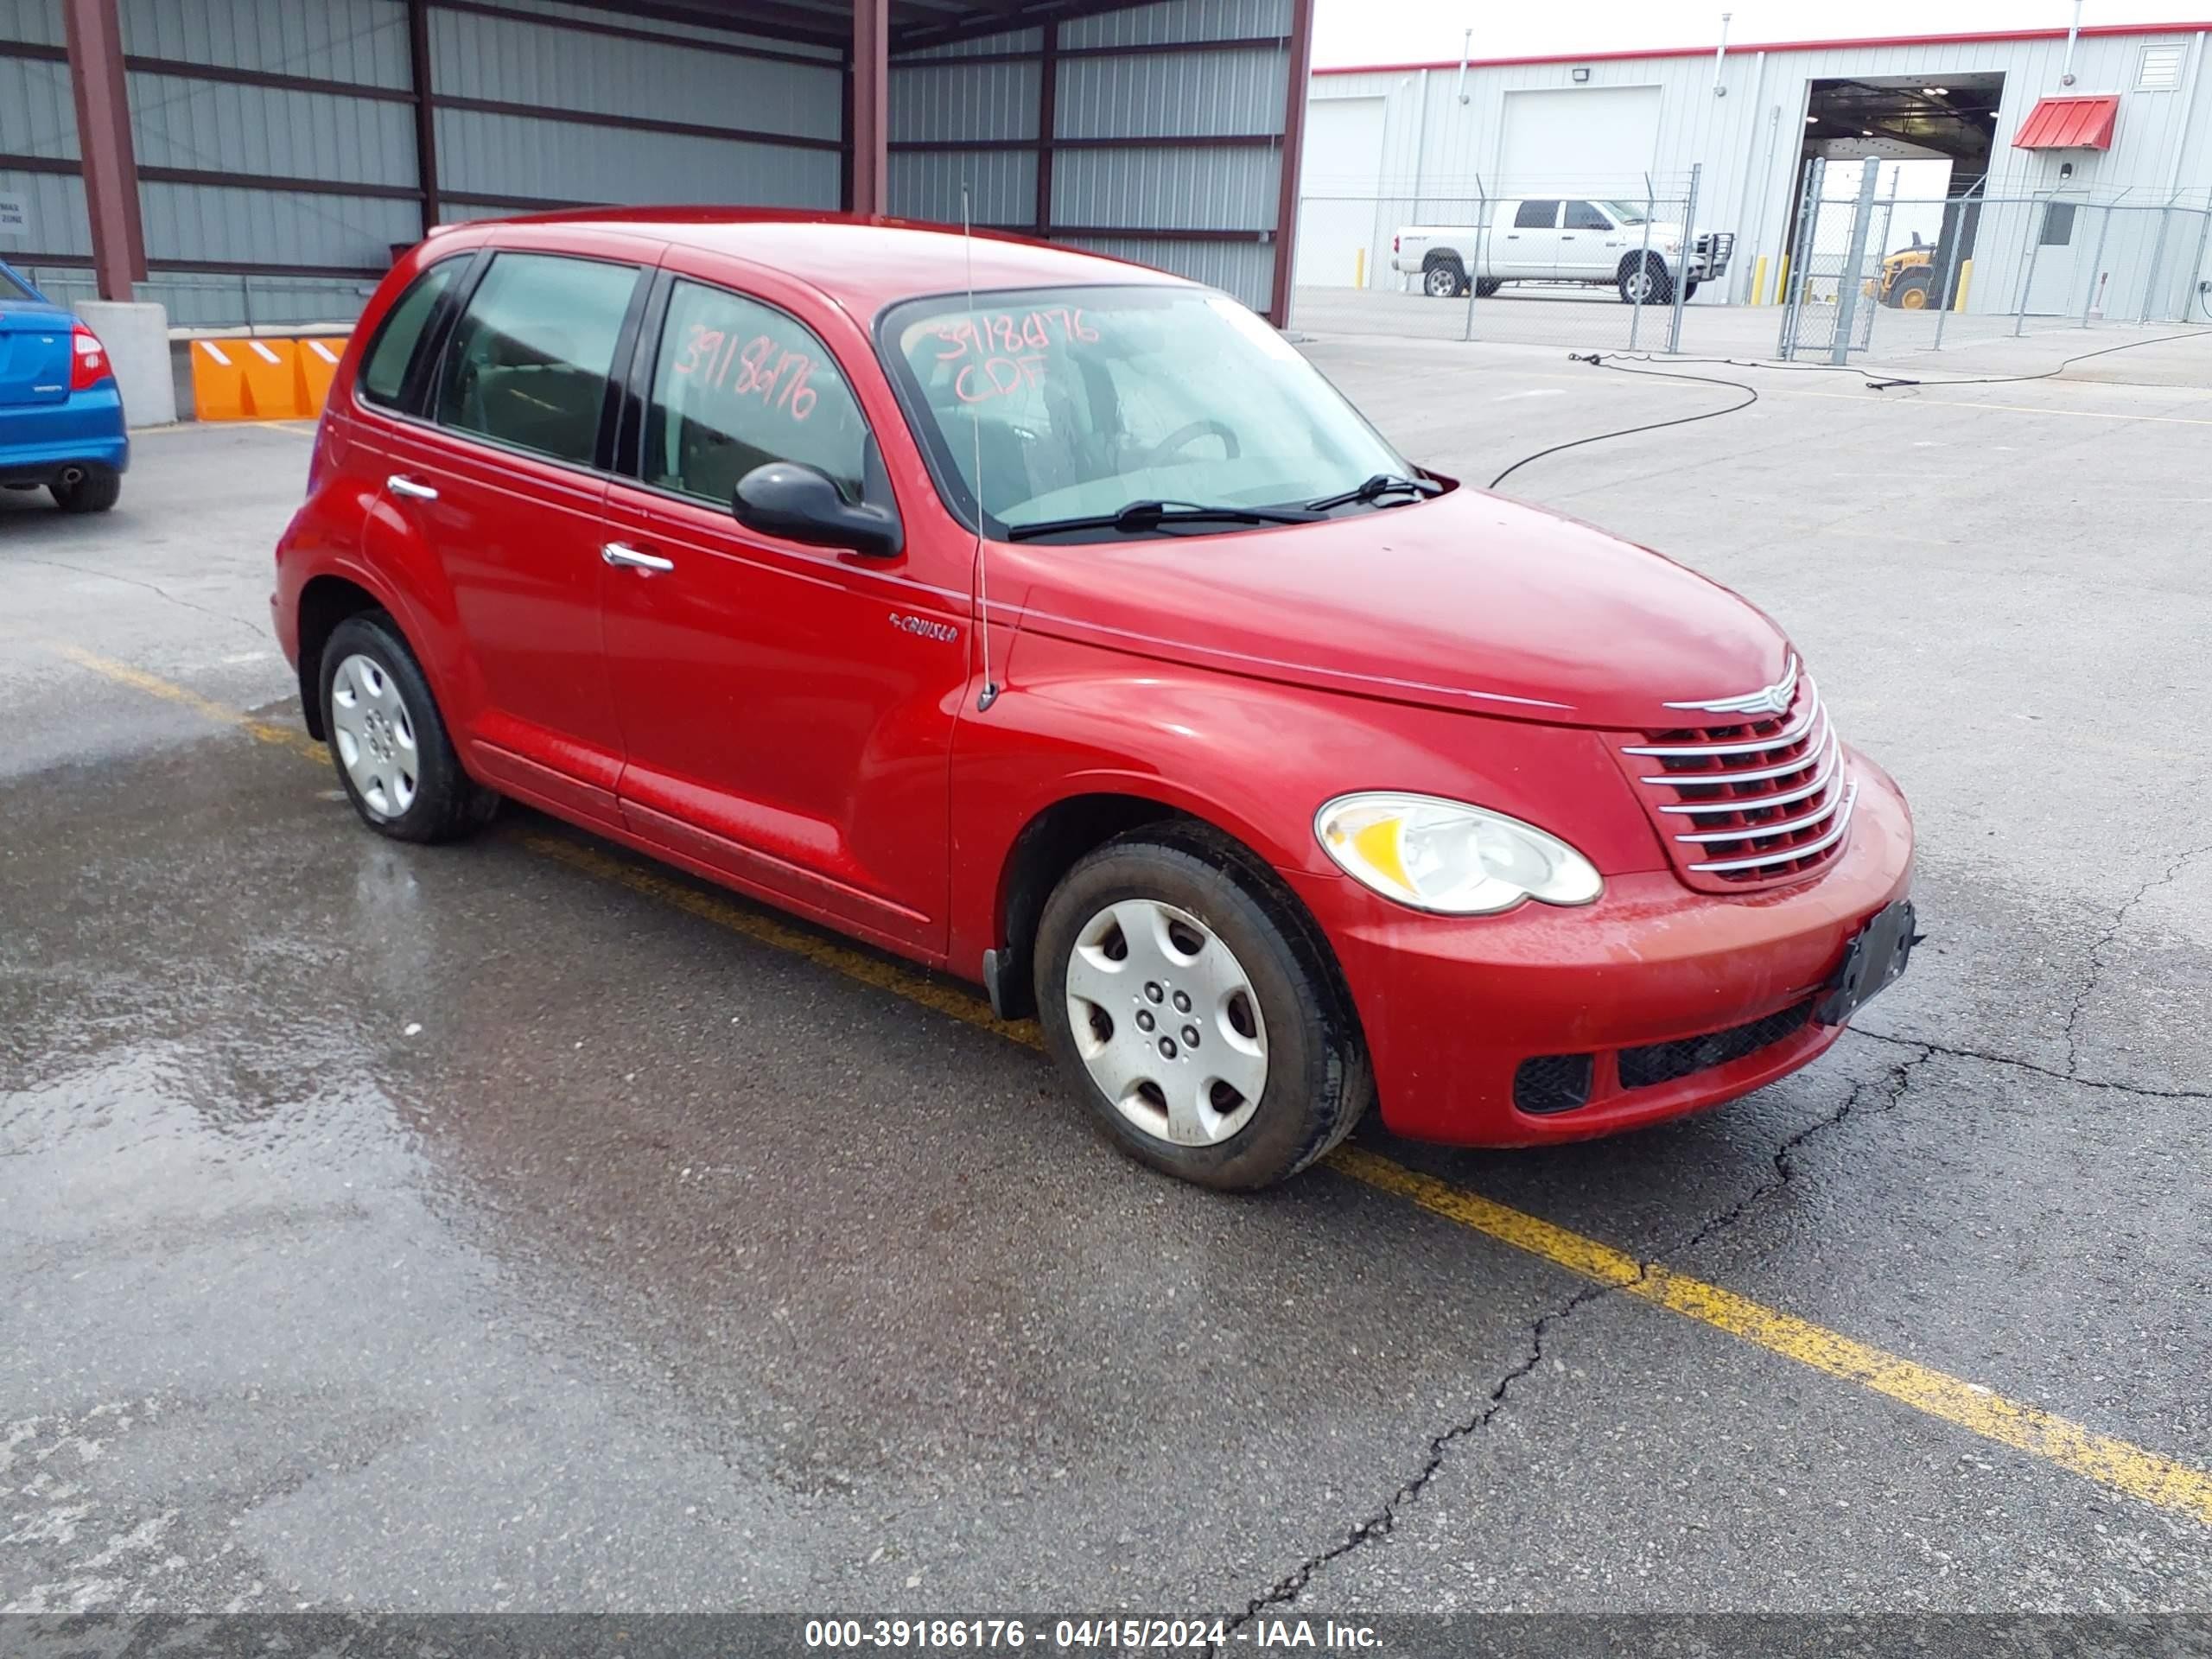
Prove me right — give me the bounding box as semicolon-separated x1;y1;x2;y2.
1314;19;2211;77
275;210;1913;1147
2012;94;2121;150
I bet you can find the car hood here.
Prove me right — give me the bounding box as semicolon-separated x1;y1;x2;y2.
996;485;1792;730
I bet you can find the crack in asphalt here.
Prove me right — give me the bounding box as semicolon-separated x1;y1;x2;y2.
2059;842;2212;1079
1848;1026;2212;1102
1217;1044;1933;1638
17;558;271;639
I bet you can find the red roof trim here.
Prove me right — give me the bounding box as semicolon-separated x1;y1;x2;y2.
1313;20;2210;77
2012;93;2121;149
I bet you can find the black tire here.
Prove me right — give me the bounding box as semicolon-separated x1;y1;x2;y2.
50;468;120;513
1474;277;1503;299
1421;256;1468;299
1033;823;1372;1192
1682;279;1700;302
1890;272;1934;311
1617;253;1674;306
319;613;499;844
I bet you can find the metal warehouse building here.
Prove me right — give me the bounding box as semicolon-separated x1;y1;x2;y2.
1295;21;2212;335
1;0;1317;336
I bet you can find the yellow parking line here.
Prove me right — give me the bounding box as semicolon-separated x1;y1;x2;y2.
57;645;2212;1531
51;644;323;761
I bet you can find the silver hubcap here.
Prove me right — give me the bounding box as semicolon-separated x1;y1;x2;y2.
1064;899;1268;1148
1426;267;1458;296
328;652;419;819
1625;269;1655;301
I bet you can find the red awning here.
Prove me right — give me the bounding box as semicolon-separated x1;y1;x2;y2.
2012;95;2120;149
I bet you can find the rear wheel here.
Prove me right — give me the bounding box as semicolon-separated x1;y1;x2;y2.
1892;272;1933;310
320;613;499;844
50;467;120;513
1422;257;1467;298
1034;826;1371;1191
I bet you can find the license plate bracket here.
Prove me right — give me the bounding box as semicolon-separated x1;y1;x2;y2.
1815;897;1919;1026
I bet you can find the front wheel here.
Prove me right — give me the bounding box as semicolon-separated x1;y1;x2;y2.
1034;827;1372;1191
1474;277;1503;299
320;613;499;843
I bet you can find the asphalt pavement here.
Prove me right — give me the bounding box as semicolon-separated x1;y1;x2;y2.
3;336;2209;1638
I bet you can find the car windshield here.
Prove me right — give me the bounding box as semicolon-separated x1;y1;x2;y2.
1599;201;1652;225
879;284;1411;538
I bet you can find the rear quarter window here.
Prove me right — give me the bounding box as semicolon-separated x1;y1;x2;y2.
359;260;463;409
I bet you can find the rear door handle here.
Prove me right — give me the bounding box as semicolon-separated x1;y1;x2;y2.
602;542;675;574
386;474;438;501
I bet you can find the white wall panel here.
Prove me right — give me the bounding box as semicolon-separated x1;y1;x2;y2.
430;5;839;143
1060;0;1289;51
890;149;1035;226
1053;144;1277;230
0;0;64;48
1055;48;1286;139
2;54;74;157
487;0;837;63
1057;232;1273;311
435;107;838;210
0;167;87;255
140;181;417;267
128;72;416;186
119;0;410;90
891;60;1040;145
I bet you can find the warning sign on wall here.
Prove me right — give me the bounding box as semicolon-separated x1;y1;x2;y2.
0;194;29;239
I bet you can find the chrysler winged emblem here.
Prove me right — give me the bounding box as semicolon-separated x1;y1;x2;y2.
1663;655;1799;717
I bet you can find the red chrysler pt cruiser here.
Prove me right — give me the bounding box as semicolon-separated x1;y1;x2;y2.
273;209;1916;1191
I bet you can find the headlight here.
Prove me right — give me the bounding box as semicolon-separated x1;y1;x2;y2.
1315;792;1603;915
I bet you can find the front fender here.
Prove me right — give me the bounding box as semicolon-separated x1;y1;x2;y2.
944;627;1665;977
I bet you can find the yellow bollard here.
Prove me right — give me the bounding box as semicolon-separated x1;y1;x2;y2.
1777;254;1790;306
1952;257;1974;312
1355;247;1366;289
1751;253;1770;306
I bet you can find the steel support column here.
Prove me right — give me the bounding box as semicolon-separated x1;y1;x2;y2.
850;0;888;216
1033;25;1058;235
62;0;144;301
1265;0;1315;327
407;0;441;234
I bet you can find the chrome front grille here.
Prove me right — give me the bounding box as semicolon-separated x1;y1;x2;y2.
1615;661;1854;893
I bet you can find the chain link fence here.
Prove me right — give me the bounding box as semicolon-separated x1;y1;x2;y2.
1287;171;1736;352
1778;161;2212;360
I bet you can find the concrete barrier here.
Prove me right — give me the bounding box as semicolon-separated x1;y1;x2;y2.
76;301;177;428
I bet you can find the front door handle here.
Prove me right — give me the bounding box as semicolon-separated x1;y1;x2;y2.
386;474;439;501
602;542;675;574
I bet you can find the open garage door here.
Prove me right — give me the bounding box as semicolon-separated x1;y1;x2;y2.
1497;86;1662;194
1294;97;1388;289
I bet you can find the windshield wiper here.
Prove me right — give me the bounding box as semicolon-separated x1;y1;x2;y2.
1304;473;1444;512
1003;499;1322;541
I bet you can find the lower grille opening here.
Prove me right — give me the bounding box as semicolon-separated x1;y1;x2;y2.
1618;1001;1816;1091
1514;1053;1594;1115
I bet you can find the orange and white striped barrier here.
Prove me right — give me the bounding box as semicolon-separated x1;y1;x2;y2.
295;336;346;416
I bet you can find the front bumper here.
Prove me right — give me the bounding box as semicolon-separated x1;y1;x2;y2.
1287;751;1914;1147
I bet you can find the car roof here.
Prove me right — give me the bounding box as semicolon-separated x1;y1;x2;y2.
443;208;1194;317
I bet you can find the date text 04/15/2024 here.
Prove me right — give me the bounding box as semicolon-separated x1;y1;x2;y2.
801;1618;1382;1649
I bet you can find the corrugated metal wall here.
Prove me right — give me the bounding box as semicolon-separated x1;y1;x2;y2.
887;0;1298;314
1306;26;2212;310
3;0;846;327
1;0;91;276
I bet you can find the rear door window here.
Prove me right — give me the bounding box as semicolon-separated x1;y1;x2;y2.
1514;200;1561;230
430;252;642;467
642;278;876;508
359;260;461;409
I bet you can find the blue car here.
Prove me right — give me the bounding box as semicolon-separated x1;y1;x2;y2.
1;259;127;513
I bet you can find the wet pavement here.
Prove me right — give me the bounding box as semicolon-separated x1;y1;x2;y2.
3;346;2210;1627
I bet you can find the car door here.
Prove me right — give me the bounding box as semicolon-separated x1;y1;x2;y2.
1500;200;1562;279
372;241;651;827
596;259;966;958
1557;200;1620;280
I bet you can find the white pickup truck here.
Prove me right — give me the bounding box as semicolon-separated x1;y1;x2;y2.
1392;197;1733;305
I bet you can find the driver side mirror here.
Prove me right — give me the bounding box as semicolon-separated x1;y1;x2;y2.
733;461;902;560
